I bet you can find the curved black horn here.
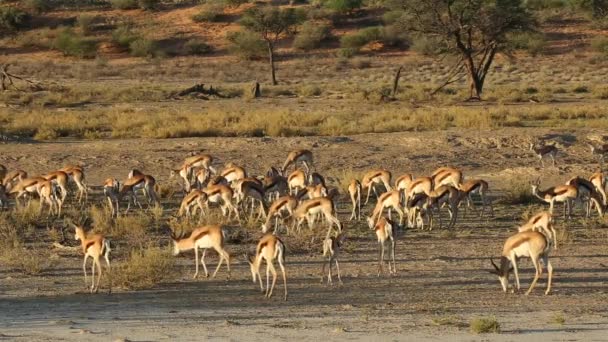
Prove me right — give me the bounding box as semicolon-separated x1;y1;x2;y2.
490;258;500;271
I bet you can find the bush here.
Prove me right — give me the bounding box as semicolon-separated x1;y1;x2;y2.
184;38;212;55
53;28;98;58
508;32;547;56
0;7;28;31
411;35;445;56
382;24;409;48
0;246;55;276
129;38;161;58
339;26;382;55
192;4;223;22
24;0;52;14
77;14;96;36
501;179;535;205
227;30;266;60
112;24;139;49
293;21;331;51
223;0;249;7
112;247;175;290
34;127;59;140
138;0;160;10
470;317;500;334
298;84;322;97
110;0;138;10
324;0;362;14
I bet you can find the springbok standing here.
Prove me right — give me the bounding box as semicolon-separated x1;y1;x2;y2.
321;230;346;285
73;222;111;294
361;169;392;205
170;225;231;279
348;179;362;221
529;142;558;167
247;234;287;300
282;149;314;174
368;216;397;276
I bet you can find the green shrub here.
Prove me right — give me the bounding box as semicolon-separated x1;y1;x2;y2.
192;4;223;22
324;0;362;14
129;38;161;58
293;21;331;50
184;38;212;55
0;7;28;31
525;0;568;10
227;30;266;60
411;35;445;56
77;14;96;35
338;47;357;58
508;32;547;56
381;24;408;47
111;0;138;10
339;26;382;55
24;0;52;14
112;24;139;49
53;28;97;58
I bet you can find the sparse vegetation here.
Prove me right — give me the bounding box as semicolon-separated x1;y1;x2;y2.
111;0;138;10
0;7;28;31
501;179;536;205
293;20;332;51
184;38;212;55
470;316;500;334
227;30;266;60
52;28;98;59
112;247;176;290
192;4;224;22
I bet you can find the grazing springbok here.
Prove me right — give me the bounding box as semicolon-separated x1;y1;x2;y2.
565;176;605;218
73;222;111;294
296;183;327;201
170;164;194;193
247;234;287;300
235;179;268;220
183;154;216;174
42;171;69;206
394;173;414;193
292;195;341;234
529;142;557;167
427;185;460;230
348;179;362;221
490;231;553;295
119;172;159;213
287;169;307;196
405;192;429;230
369;190;405;226
171;225;231;279
361;169;392;204
458;179;494;218
321;230;346;285
58;165;88;204
177;189;208;220
2;169;27;193
262;195;298;233
404;176;433;205
282;149;314;174
588;142;608;165
431;167;463;190
263;174;288;202
202;184;240;220
221;163;247;184
368;216;397;276
518;211;557;250
531;179;578;219
9;177;48;208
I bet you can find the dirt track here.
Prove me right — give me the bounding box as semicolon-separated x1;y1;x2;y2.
1;128;608;341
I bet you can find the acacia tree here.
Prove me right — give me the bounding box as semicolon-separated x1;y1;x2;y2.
239;6;304;85
395;0;534;99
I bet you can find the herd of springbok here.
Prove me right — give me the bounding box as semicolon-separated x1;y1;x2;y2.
0;140;606;299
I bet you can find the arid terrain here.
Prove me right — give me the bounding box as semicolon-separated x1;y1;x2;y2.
1;128;608;341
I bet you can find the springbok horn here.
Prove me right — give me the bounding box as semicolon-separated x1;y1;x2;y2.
490;258;500;271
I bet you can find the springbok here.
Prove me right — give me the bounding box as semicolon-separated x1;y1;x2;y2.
368;190;405;226
247;234;287;300
321;230;346;285
170;225;231;279
531;179;578;219
58;165;88;204
287;169;307;196
431;167;463;190
368;216;397;276
361;169;392;205
282;149;314;174
177;189;208;220
73;222;111;294
262;195;298;233
490;231;553;295
518;211;557;249
458;179;494;218
529;142;557;167
348;179;362;221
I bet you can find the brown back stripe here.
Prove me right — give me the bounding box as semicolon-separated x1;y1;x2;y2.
553;188;569;196
531;215;542;224
436;172;450;183
257;240;269;254
191;230;210;241
85;240;96;253
369;172;382;180
509;236;531;250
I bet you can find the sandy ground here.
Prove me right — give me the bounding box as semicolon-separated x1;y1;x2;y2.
2;127;608;341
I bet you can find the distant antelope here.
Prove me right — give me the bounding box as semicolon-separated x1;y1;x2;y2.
292;196;341;233
588;142;608;164
405;192;429;230
287;169;307;195
361;169;392;205
183;154;216;174
195;168;212;189
73;222;111;294
529;142;557;167
368;216;397;276
531;179;577;219
589;171;607;206
58;165;88;204
262;195;298;233
458;179;494;218
427;185;460;230
431;167;463;190
9;177;47;208
405;176;433;205
119;172;159;213
171;225;230;279
177;189;208;220
490;231;553;295
282;149;313;174
369;190;405;226
321;230;346;285
348;179;362;221
247;234;287;300
42;171;69;206
221;163;247;184
518;211;557;249
202;184;240;220
103;178;120;218
565;176;604;218
236;179;268;220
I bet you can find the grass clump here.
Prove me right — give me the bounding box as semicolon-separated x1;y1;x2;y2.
129;38;162;58
112;247;175;290
184;38;213;55
192;4;224;22
111;0;138;10
551;312;566;325
508;32;547;56
112;24;139;49
0;247;54;275
501;179;536;205
470;316;500;334
24;0;52;14
0;7;28;31
227;30;266;60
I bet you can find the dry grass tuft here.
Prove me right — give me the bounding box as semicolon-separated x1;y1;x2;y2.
0;247;56;275
470;316;500;334
112;247;175;290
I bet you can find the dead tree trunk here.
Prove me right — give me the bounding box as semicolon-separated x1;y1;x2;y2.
392;66;402;98
251;82;261;98
267;41;277;85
